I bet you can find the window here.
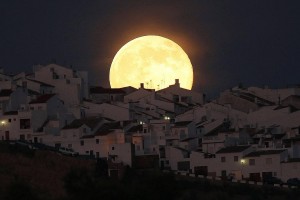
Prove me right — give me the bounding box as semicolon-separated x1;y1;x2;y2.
234;156;239;162
162;126;165;131
136;145;140;151
143;128;147;133
249;159;255;166
80;140;84;146
20;119;30;129
221;157;226;162
266;158;272;165
179;130;186;139
96;139;99;144
165;160;169;164
8;119;11;122
112;146;115;150
68;144;72;148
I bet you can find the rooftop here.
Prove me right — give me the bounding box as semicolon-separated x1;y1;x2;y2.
126;124;143;133
216;145;251;154
90;86;125;94
244;149;286;157
29;94;56;104
174;121;192;127
95;122;122;136
63;117;103;130
3;111;18;115
0;89;13;97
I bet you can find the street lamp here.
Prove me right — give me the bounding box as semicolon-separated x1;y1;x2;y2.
240;159;246;180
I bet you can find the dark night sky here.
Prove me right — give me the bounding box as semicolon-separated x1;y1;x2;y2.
1;0;299;98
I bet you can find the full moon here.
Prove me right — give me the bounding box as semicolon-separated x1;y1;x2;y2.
109;35;193;90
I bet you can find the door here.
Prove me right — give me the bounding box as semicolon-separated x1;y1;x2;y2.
160;161;165;169
194;166;208;176
221;170;227;178
20;134;25;140
249;173;261;182
90;150;94;157
231;170;242;180
5;131;9;140
262;172;272;181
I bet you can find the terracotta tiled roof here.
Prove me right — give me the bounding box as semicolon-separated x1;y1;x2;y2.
0;89;13;97
244;149;286;157
174;121;192;127
63;117;103;130
216;145;251;154
27;78;55;87
29;94;56;104
282;158;300;163
127;124;143;133
204;122;231;137
3;111;18;115
95;122;122;136
180;137;197;142
90;86;126;94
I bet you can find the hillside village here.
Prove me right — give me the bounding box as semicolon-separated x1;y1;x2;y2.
1;63;300;183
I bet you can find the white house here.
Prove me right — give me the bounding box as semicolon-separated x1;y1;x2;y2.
215;145;253;180
33;63;89;107
83;100;131;121
242;149;288;182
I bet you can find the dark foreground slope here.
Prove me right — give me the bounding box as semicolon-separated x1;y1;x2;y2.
0;142;299;200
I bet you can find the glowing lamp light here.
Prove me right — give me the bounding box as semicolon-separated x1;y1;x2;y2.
240;159;246;164
1;120;6;125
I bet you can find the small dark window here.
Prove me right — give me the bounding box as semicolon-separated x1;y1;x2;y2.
249;159;255;166
96;139;99;144
221;157;226;162
234;156;239;162
112;146;115;150
20;119;30;129
80;140;84;146
8;119;11;122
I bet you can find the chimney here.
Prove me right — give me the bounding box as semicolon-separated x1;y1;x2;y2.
175;79;180;87
140;83;144;89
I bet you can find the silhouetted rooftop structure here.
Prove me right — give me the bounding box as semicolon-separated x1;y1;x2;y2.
216;145;251;154
29;94;56;104
0;89;13;97
244;149;286;157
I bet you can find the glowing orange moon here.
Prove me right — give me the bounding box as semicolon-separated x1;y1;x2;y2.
109;35;193;90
